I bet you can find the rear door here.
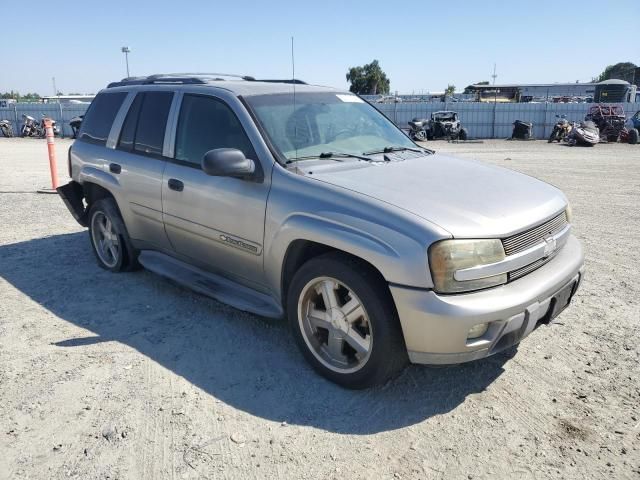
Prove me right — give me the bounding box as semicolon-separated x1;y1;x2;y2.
108;90;175;250
161;93;271;288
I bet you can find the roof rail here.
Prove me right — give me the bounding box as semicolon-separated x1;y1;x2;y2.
107;72;256;88
255;79;307;85
106;73;308;88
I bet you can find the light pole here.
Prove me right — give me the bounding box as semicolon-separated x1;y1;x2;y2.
121;46;131;78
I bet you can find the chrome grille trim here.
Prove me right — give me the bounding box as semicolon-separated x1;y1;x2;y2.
502;212;568;256
508;255;553;281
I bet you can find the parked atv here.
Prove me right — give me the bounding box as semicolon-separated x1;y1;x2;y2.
408;111;468;141
585;105;638;144
548;114;572;143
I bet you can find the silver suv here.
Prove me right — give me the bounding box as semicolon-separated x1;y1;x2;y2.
58;73;584;388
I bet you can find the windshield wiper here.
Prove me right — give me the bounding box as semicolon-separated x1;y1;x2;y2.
363;146;430;155
287;151;380;164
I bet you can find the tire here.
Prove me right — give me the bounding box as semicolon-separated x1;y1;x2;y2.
459;128;468;141
548;129;557;143
87;198;139;272
415;130;426;141
287;252;408;389
628;128;639;145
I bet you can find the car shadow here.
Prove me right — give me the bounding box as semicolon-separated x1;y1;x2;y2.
0;232;511;434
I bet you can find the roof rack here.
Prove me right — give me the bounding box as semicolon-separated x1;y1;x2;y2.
107;73;307;88
107;72;256;88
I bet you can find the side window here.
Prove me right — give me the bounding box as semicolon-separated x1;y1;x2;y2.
117;93;143;152
175;94;256;165
79;92;126;145
117;91;173;157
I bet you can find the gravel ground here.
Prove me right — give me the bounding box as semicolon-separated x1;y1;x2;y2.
0;137;638;480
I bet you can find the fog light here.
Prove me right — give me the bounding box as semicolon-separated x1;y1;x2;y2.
467;322;489;339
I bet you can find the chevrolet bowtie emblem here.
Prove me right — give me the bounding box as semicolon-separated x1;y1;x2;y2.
543;235;557;258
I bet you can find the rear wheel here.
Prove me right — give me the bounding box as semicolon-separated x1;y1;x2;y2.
88;198;139;272
287;253;407;389
628;128;639;145
459;128;468;141
415;130;426;141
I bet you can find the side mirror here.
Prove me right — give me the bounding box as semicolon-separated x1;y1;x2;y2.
202;148;255;179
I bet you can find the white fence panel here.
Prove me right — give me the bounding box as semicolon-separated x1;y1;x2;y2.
0;103;90;138
2;101;638;140
373;102;639;139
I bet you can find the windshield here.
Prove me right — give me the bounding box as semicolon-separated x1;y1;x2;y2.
245;92;416;161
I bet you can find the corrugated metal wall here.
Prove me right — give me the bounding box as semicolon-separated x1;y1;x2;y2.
1;101;638;140
0;103;89;138
373;102;639;139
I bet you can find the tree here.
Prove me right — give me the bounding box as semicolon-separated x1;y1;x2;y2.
593;62;639;86
463;81;489;94
345;60;390;95
445;84;456;96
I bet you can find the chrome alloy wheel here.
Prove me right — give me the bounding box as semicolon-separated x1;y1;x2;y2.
91;211;120;268
298;277;372;373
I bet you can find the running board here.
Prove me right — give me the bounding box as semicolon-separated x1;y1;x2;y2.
138;251;283;319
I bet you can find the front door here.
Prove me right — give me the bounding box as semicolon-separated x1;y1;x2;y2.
161;93;271;288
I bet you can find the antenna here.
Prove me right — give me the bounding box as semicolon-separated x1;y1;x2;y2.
291;36;298;162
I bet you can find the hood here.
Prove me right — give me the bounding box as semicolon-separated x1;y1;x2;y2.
308;153;567;238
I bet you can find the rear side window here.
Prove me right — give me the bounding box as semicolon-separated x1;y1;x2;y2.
79;92;127;145
117;91;174;157
175;94;256;165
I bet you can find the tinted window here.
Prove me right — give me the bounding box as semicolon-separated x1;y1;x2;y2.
175;95;256;165
117;93;143;152
79;92;126;145
135;92;173;156
116;91;173;156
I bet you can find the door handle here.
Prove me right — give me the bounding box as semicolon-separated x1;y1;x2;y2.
109;163;121;174
168;178;184;192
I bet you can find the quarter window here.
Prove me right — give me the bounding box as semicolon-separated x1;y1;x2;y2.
117;91;174;156
175;94;256;165
79;92;127;145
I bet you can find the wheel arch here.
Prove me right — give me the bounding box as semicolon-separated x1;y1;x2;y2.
280;239;394;315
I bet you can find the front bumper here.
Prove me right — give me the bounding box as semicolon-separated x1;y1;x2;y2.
391;235;584;364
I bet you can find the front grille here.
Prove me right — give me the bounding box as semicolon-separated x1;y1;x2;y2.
503;211;568;281
502;212;568;256
508;256;551;281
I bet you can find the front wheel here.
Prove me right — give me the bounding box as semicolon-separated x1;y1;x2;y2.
628;128;639;145
458;128;468;141
287;253;408;389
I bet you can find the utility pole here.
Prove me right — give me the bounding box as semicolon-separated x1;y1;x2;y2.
52;77;58;97
121;46;131;78
491;63;498;138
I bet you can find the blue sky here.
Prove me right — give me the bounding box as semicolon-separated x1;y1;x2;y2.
3;0;638;95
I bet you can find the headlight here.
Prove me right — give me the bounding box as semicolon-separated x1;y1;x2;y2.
429;239;507;293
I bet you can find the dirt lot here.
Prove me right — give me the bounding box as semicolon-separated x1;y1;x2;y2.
0;138;638;480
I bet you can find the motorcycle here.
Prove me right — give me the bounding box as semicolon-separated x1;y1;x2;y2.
407;118;429;141
0;119;13;137
564;121;599;147
69;115;84;139
20;114;60;138
548;114;572;142
20;114;42;137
